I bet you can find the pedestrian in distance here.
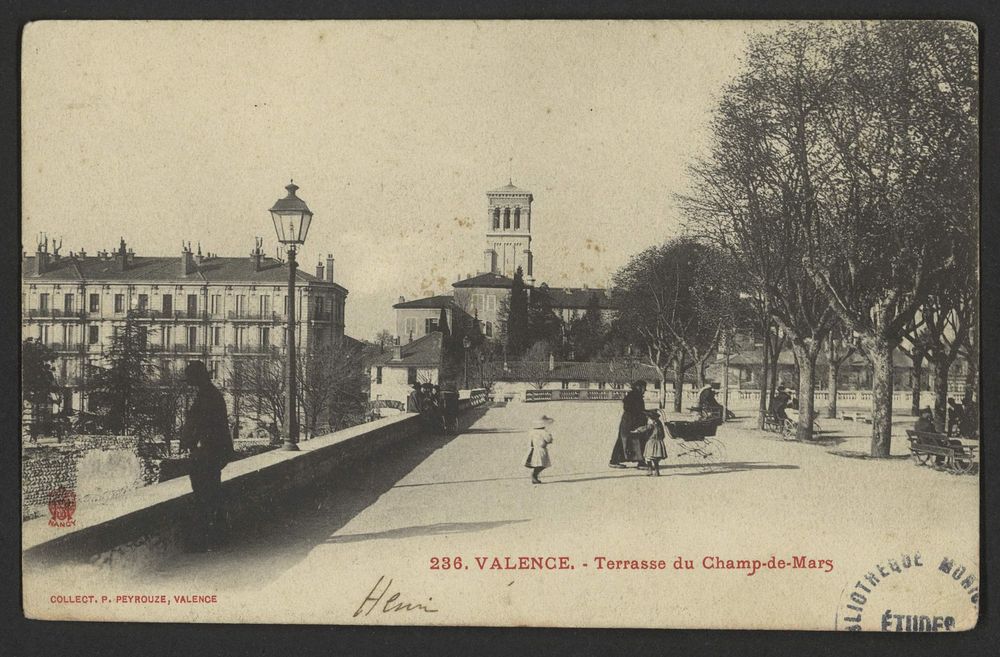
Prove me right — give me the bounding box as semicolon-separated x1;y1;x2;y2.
180;360;234;553
524;414;555;484
947;397;964;436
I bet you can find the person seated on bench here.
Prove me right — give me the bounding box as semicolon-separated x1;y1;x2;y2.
771;386;791;422
914;407;936;434
697;384;723;420
913;408;944;464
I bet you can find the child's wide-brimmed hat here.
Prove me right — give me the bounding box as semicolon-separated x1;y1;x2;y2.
700;384;713;391
533;415;555;428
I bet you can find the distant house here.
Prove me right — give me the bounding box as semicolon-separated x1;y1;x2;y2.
393;295;459;343
368;332;444;408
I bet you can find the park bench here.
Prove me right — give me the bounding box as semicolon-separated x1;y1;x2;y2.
905;429;978;474
760;411;792;437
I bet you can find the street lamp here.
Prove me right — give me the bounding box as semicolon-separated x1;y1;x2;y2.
269;180;313;451
462;335;471;390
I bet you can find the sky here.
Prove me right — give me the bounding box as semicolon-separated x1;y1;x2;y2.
22;21;764;340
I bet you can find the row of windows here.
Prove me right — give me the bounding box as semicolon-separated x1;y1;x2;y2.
402;317;493;339
33;324;284;348
492;207;526;230
28;290;340;319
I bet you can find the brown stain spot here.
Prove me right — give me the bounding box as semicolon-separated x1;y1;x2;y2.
318;32;325;42
454;216;473;229
545;107;552;114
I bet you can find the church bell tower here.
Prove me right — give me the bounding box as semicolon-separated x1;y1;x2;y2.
484;181;534;285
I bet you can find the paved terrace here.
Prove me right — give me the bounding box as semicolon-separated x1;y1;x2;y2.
24;402;978;629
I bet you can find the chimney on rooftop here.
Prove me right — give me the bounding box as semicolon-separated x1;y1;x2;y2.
33;234;50;276
398;296;405;305
116;237;129;272
180;241;195;276
392;344;402;361
194;242;203;266
315;260;325;280
326;254;335;283
250;237;264;273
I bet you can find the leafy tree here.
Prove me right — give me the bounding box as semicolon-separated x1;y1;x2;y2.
566;293;606;361
526;284;564;356
21;339;59;436
87;317;161;435
505;266;529;358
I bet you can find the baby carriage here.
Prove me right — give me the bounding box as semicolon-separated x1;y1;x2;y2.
663;416;727;469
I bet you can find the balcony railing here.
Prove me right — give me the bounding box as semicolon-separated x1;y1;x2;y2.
309;310;333;322
170;344;209;354
226;344;281;355
129;309;211;321
25;309;88;319
228;310;283;322
45;342;87;353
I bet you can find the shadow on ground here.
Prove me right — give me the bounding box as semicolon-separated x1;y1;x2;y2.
148;407;493;588
544;462;799;484
324;519;528;544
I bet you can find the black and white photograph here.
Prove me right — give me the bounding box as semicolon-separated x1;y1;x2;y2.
18;19;980;630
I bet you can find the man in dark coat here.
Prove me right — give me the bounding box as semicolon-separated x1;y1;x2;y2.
180;360;233;552
406;383;423;414
610;380;650;469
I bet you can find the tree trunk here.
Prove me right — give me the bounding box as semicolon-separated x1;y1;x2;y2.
657;366;667;409
768;332;781;410
868;340;894;458
826;338;840;419
910;351;924;417
931;356;951;433
673;360;685;413
793;344;818;441
757;327;770;429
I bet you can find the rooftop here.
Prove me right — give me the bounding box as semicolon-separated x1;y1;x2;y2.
488;181;532;196
22;255;346;290
453;272;515;289
392;295;457;310
494;360;663;383
370;332;443;368
543;286;614;309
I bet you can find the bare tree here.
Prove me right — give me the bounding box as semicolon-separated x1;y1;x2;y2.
685;22;977;452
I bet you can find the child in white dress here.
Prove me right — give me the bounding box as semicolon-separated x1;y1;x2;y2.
523;415;555;484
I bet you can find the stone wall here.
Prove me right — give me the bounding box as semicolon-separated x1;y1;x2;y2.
23;396;487;571
21;435;162;521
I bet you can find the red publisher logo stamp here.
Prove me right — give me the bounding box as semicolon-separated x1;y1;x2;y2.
47;487;77;528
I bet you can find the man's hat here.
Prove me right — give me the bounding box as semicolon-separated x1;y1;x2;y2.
700;384;713;391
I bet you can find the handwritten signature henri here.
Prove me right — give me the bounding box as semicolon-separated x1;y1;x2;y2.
353;576;439;618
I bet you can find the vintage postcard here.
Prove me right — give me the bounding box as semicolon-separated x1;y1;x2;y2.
20;20;980;629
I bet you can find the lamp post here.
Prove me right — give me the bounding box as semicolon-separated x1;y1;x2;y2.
269;180;313;451
462;335;471;390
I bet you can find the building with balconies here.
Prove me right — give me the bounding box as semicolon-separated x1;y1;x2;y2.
22;236;348;415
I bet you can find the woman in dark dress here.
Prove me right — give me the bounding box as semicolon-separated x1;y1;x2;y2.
610;380;650;468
